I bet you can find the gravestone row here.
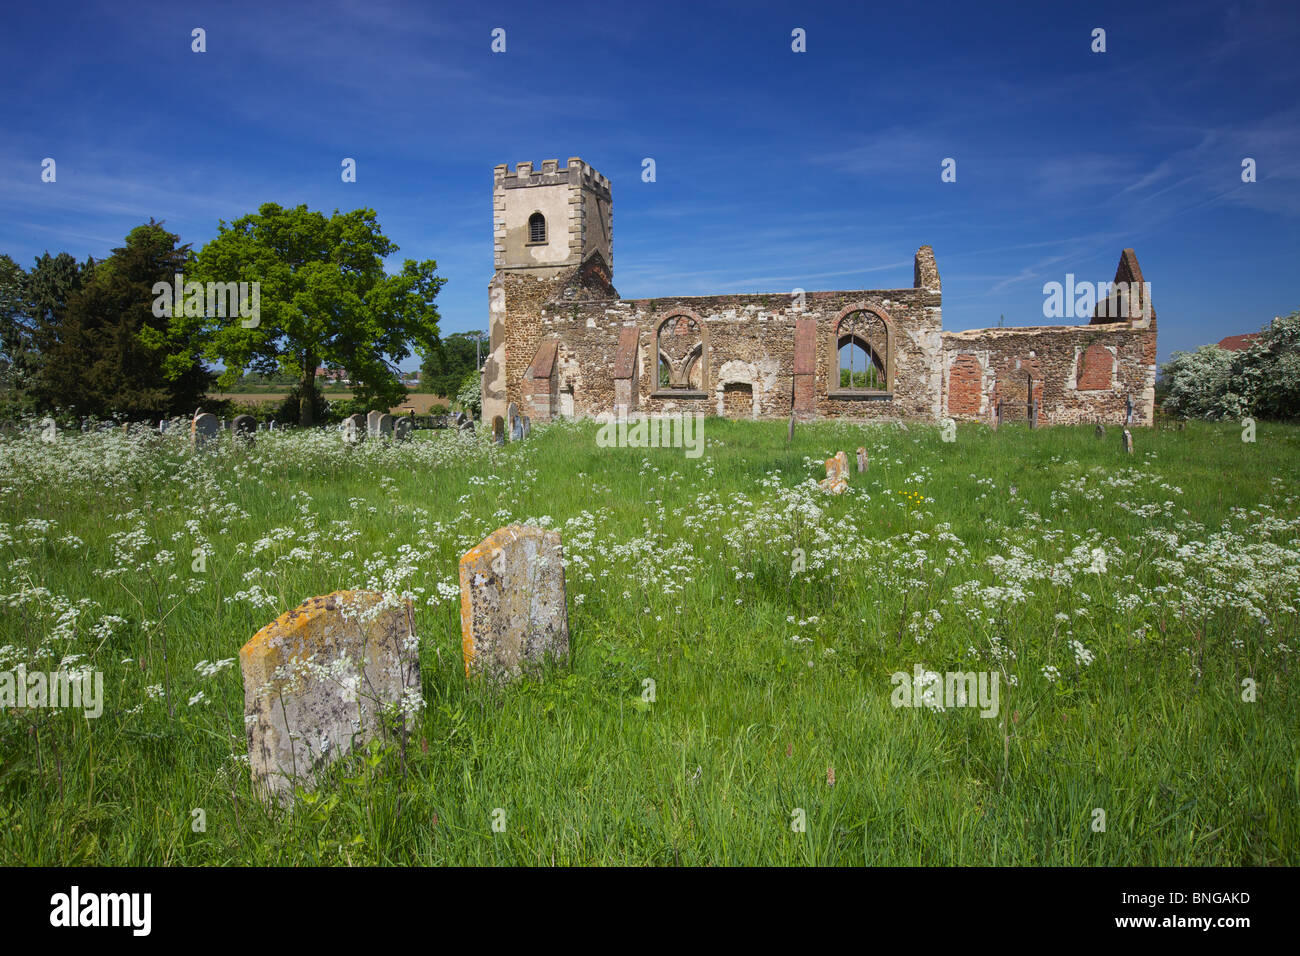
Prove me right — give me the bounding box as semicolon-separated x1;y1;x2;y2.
239;524;568;804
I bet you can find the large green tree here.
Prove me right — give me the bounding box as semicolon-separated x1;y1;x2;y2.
29;222;210;419
194;203;445;425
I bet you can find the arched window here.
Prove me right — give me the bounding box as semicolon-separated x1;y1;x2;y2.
654;313;707;394
528;212;546;244
835;311;889;392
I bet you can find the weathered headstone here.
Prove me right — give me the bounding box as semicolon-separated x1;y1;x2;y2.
191;412;219;450
394;417;413;441
377;413;395;438
819;451;849;494
507;402;519;426
232;414;256;443
1094;423;1105;438
521;415;531;439
856;447;867;473
343;413;365;444
239;590;420;805
459;525;569;684
787;413;795;443
510;415;523;441
1123;428;1133;454
366;410;383;437
492;415;505;446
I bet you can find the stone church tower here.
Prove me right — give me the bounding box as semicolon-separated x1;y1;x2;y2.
482;159;612;423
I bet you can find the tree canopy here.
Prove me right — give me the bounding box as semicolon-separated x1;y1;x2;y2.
419;330;483;399
28;222;210;419
1160;309;1300;420
194;203;445;425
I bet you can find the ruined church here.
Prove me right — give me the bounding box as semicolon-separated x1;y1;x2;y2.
481;158;1157;427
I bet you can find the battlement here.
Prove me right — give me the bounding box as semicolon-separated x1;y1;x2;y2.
493;157;613;278
493;158;611;196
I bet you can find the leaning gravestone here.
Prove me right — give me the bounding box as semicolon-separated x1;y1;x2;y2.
377;413;395;438
459;525;569;684
366;410;384;437
191;412;219;450
239;590;420;805
343;413;365;444
394;417;413;442
492;415;506;446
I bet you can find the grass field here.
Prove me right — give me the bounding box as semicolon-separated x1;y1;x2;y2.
0;417;1297;865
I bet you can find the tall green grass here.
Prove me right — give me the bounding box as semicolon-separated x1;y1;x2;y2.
0;418;1296;865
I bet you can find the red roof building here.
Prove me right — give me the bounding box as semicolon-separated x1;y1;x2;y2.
1216;333;1259;352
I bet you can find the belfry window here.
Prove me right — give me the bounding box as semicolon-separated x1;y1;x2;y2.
528;212;546;244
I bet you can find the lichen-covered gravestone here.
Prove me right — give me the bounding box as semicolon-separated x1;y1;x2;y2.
818;451;849;494
239;590;420;805
459;525;569;684
191;412;219;450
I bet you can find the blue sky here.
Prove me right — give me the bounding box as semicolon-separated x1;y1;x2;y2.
2;0;1298;367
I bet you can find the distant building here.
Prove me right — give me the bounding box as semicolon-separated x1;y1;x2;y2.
316;367;350;384
1216;333;1259;352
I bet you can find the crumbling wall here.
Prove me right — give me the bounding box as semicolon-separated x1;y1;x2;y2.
941;325;1156;425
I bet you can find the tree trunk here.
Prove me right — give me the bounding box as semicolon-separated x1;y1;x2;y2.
299;352;316;427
